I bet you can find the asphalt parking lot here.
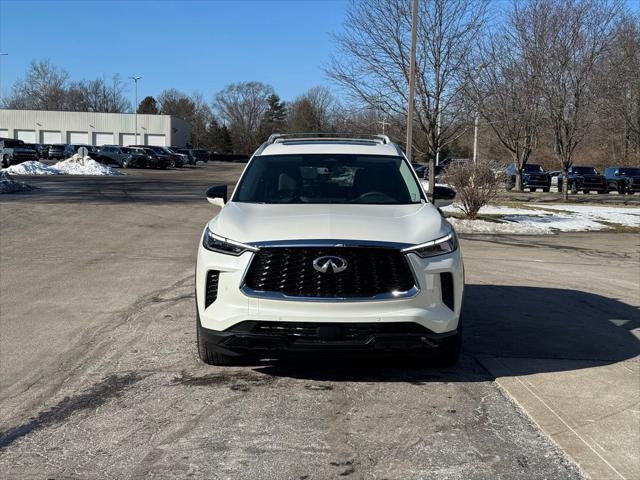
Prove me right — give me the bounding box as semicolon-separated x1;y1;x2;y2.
1;163;638;479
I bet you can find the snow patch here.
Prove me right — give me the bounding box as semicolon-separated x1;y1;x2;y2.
54;155;120;176
4;161;61;175
447;202;640;234
0;171;35;194
2;155;120;176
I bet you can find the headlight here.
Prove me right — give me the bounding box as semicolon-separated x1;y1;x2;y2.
401;231;458;258
202;227;258;256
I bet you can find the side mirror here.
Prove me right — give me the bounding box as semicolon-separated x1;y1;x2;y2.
206;184;228;208
433;185;456;208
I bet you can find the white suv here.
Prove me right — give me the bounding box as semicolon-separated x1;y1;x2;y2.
195;134;464;365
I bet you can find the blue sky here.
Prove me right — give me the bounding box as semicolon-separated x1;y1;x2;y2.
1;0;638;106
0;0;349;103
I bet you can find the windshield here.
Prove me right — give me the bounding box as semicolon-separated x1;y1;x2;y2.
234;154;424;205
618;168;640;176
572;166;597;175
523;164;544;173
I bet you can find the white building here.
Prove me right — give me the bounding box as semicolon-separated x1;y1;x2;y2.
0;109;191;147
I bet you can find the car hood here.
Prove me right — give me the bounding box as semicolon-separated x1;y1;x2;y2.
207;202;450;246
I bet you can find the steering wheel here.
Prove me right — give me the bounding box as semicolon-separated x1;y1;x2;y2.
352;191;395;203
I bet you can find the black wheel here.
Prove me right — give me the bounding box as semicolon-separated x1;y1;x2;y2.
1;155;9;168
597;190;607;194
557;183;562;193
618;186;627;195
122;160;129;169
169;159;176;168
583;190;589;194
530;187;537;192
542;187;550;192
197;314;236;366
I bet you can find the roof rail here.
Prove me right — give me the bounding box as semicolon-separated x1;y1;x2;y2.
267;133;392;145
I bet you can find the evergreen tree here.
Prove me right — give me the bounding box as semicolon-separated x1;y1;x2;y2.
258;94;287;142
137;96;159;114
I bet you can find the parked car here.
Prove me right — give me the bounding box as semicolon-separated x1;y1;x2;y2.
97;145;130;167
128;147;171;169
192;149;209;163
558;166;607;194
411;162;427;178
64;144;101;161
22;143;47;159
48;144;67;160
130;145;182;168
167;147;192;166
548;171;561;188
195;133;462;366
40;144;52;160
176;148;198;166
116;147;151;168
604;167;640;194
505;163;551;192
1;138;39;168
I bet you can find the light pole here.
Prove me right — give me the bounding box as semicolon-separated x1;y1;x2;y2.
129;76;142;144
0;53;8;105
405;0;418;162
472;111;479;163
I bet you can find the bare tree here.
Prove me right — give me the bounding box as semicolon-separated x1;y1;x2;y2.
328;0;488;198
214;81;275;153
598;15;640;162
3;59;69;110
288;86;337;133
471;23;541;191
68;75;131;113
516;0;622;199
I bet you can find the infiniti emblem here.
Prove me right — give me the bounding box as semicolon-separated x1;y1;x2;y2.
312;256;348;274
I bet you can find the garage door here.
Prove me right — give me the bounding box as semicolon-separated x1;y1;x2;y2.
0;129;8;138
16;130;37;143
120;133;141;146
68;131;89;144
93;132;114;146
41;130;62;144
146;134;166;146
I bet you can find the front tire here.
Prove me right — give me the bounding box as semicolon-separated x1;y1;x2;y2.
1;155;9;168
530;187;537;192
196;314;237;366
542;187;550;192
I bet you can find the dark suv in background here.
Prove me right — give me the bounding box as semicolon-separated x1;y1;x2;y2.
604;167;640;194
1;138;39;167
192;149;209;163
505;163;551;192
558;166;607;194
130;145;182;167
64;144;101;161
48;144;67;160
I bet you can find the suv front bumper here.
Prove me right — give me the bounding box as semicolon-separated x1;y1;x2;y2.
196;242;464;344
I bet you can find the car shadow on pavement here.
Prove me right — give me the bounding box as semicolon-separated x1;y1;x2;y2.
253;285;639;382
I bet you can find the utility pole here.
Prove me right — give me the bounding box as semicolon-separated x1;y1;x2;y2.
473;112;479;163
405;0;418;161
378;118;390;135
129;76;142;144
0;53;8;105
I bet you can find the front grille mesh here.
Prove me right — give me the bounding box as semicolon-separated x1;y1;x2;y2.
205;270;220;307
440;272;454;310
244;247;415;298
